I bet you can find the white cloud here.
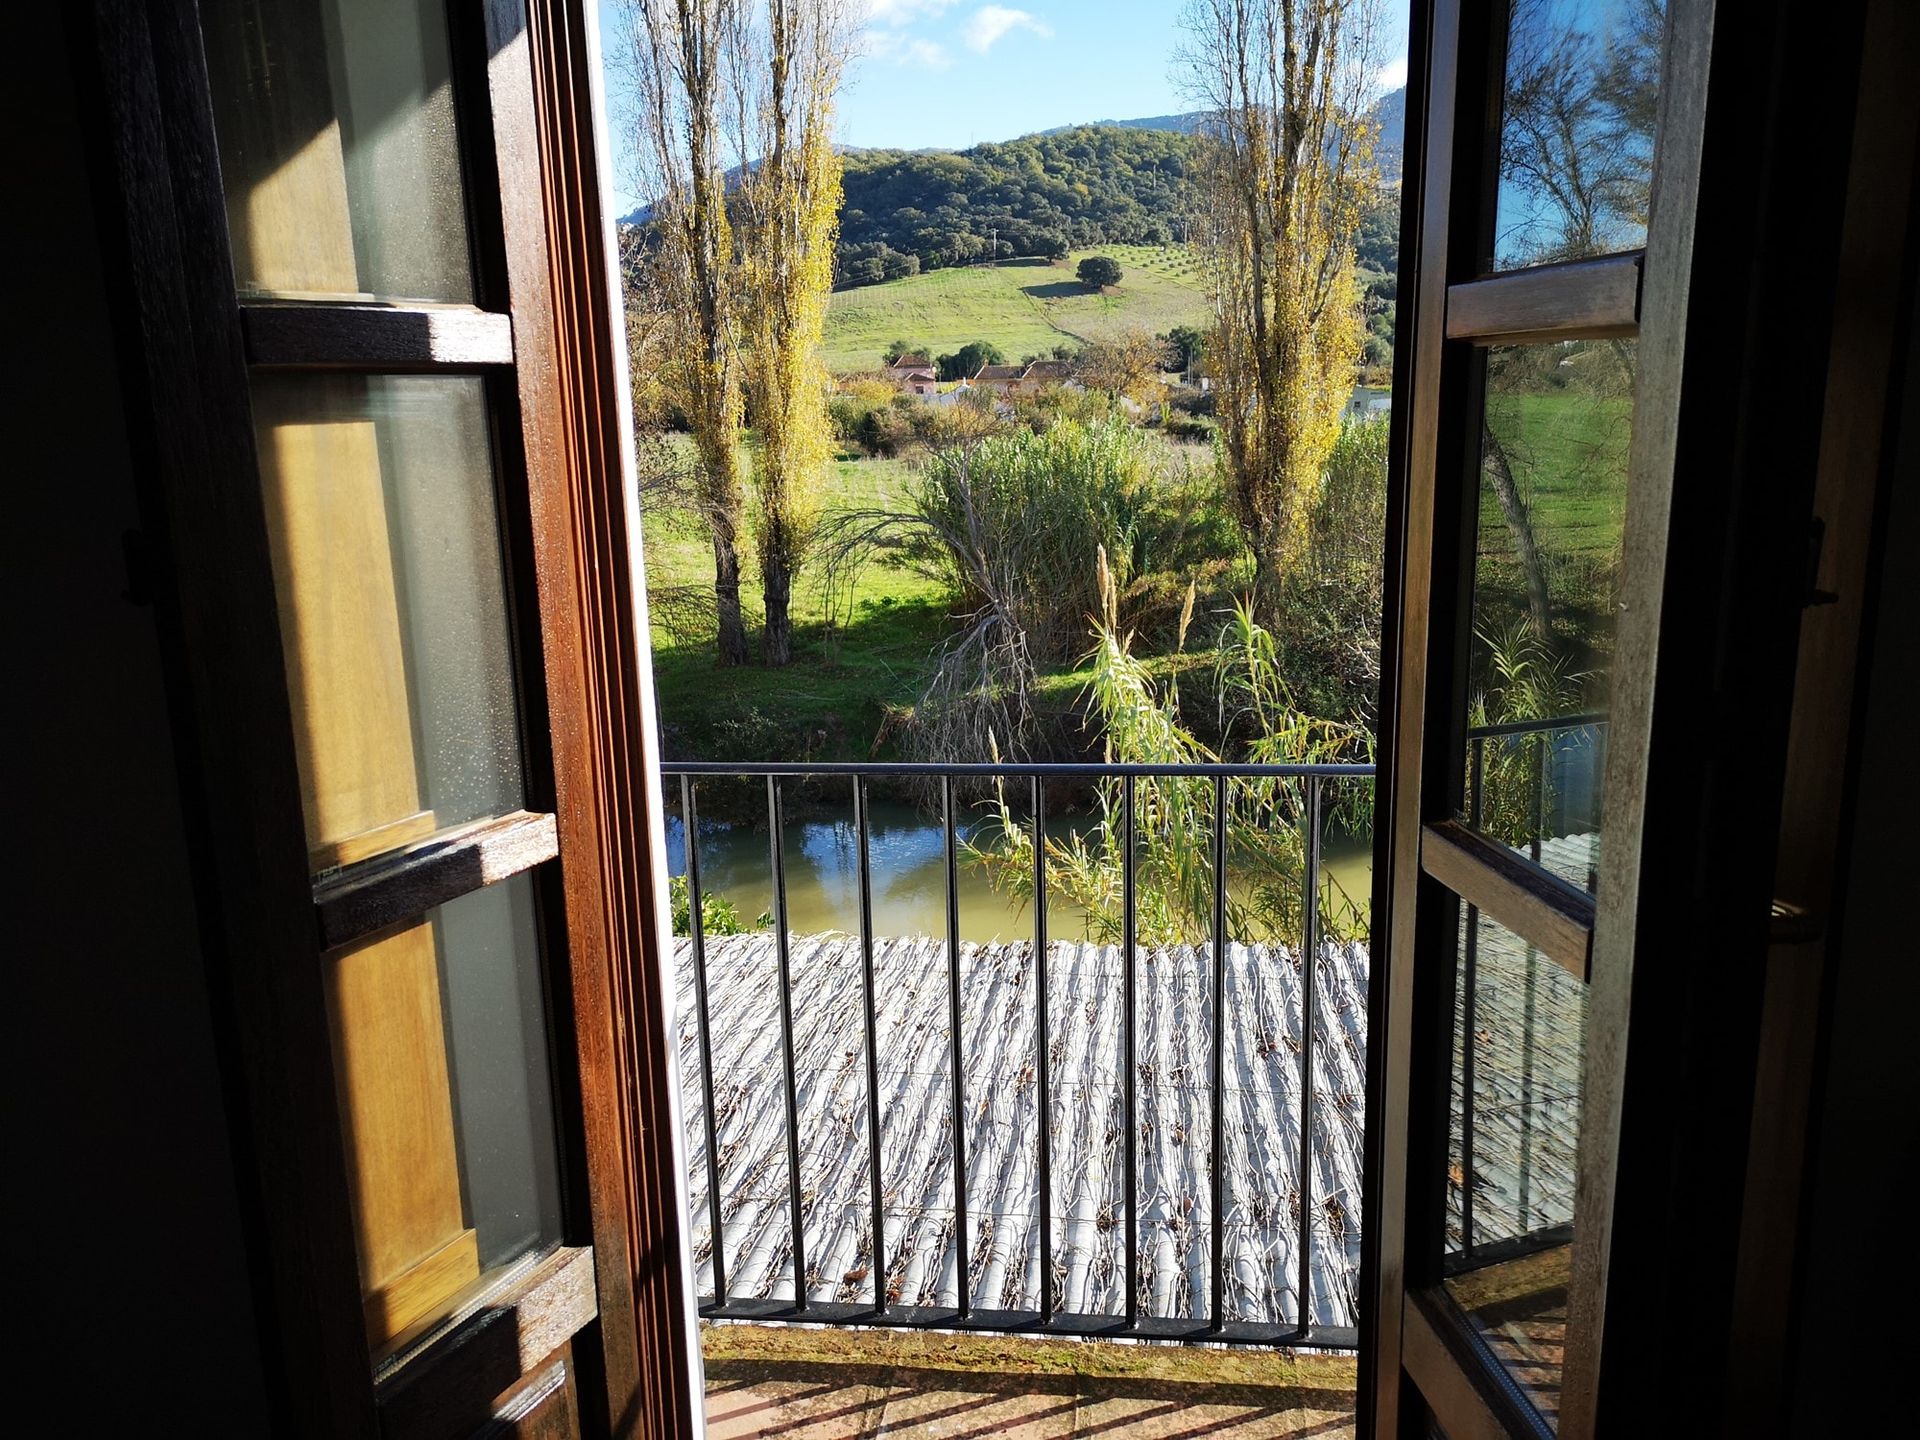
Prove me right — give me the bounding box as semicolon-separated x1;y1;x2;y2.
866;29;951;67
904;37;951;68
1374;54;1409;92
963;6;1052;54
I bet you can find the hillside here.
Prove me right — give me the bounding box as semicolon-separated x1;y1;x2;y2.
822;244;1211;373
834;93;1403;286
836;126;1194;285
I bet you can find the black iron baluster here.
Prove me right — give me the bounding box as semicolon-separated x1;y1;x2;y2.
855;778;887;1313
1462;740;1483;1256
1122;773;1138;1328
1033;775;1054;1324
1210;773;1229;1332
1531;732;1547;865
1298;778;1322;1335
943;774;970;1318
768;776;807;1310
682;777;728;1307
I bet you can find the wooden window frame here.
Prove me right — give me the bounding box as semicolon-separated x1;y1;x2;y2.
75;1;697;1435
1365;0;1884;1435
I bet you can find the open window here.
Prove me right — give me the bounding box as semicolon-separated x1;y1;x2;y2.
79;0;697;1433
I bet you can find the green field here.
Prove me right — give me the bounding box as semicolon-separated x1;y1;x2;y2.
642;456;952;759
823;244;1211;372
640;385;1628;762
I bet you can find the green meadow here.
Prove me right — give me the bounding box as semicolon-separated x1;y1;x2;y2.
823;245;1212;372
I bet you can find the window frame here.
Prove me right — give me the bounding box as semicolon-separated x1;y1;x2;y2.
76;0;697;1434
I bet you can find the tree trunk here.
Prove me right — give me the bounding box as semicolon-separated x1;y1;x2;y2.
712;529;750;667
1248;514;1287;627
761;544;793;666
1481;421;1553;636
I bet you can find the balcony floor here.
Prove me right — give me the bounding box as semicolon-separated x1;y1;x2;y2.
701;1322;1357;1439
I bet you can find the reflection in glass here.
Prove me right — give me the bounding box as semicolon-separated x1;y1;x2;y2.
202;0;474;300
1495;0;1665;269
1462;342;1633;881
1445;908;1586;1427
251;375;524;869
328;872;562;1351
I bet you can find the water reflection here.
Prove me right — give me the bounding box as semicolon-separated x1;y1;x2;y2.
665;797;1373;944
663;799;1092;941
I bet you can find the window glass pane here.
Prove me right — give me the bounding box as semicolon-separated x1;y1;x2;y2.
251;375;524;869
328;872;562;1351
1444;908;1584;1428
202;0;474;301
1494;0;1665;270
1459;341;1632;889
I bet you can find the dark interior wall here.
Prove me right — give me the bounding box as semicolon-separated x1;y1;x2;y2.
1787;240;1920;1434
2;9;269;1429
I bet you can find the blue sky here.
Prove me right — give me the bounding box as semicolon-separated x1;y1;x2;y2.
599;1;1410;214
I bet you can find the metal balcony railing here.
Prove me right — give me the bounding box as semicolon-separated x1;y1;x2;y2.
663;759;1374;1349
662;717;1602;1349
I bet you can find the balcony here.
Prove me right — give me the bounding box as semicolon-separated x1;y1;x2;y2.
663;724;1597;1431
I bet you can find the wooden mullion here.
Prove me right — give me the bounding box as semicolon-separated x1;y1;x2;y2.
1420;820;1596;980
1445;252;1644;344
484;0;695;1433
243;301;514;370
312;809;559;950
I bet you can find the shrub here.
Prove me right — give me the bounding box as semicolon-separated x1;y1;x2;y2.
968;596;1373;946
668;874;752;937
1077;255;1123;289
818;419;1239;760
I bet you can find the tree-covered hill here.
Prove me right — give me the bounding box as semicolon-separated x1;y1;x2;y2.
835;126;1196;286
833;92;1404;289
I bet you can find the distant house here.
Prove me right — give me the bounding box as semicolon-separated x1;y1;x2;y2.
1021;359;1076;387
971;358;1079;396
881;355;939;396
1345;385;1392;421
969;363;1026;395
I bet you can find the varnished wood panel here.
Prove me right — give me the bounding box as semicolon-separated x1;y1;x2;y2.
326;918;476;1347
315;810;561;950
1421;821;1595;980
1445;253;1642;345
253;380;429;857
245;303;515;371
369;1229;482;1346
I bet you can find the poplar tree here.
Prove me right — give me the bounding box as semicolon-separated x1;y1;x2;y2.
1182;0;1381;614
736;0;850;665
618;0;752;666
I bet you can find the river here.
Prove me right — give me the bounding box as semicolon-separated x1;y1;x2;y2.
663;796;1373;944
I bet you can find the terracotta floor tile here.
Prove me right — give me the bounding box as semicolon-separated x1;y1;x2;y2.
1070;1391;1352;1440
704;1376;892;1439
871;1377;1079;1439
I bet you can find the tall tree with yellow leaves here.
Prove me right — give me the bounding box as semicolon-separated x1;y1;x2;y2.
1181;0;1381;615
616;0;752;666
735;0;850;665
